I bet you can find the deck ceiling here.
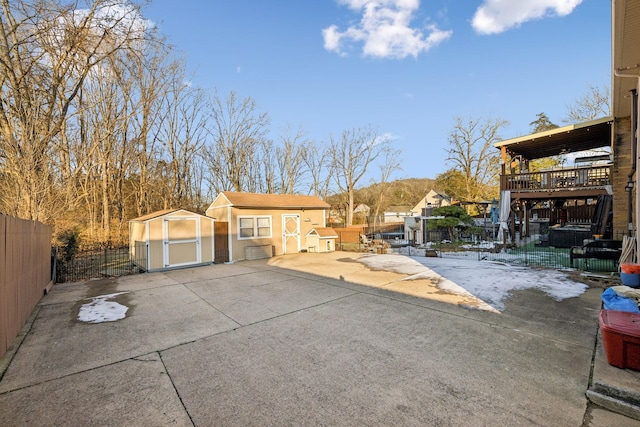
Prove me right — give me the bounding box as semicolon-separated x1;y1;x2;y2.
493;117;612;161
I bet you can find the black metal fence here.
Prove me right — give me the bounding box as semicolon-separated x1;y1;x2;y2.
53;245;145;283
53;231;632;283
431;231;632;273
470;241;616;271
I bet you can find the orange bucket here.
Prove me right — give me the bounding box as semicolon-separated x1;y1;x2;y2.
621;263;640;274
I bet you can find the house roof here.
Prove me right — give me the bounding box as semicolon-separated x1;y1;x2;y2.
215;191;330;209
130;209;182;222
353;204;370;214
307;227;338;238
493;116;613;160
427;190;450;200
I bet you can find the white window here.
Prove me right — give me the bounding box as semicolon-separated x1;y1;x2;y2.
238;216;272;240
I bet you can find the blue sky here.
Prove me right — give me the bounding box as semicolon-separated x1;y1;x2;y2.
143;0;610;181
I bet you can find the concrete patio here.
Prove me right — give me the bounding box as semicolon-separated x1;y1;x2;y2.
0;251;638;426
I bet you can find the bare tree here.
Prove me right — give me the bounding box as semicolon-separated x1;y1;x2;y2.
80;60;133;243
0;0;148;221
276;125;308;194
564;83;611;123
203;91;270;193
445;116;507;202
126;33;170;216
157;60;208;209
370;145;402;226
301;140;332;198
257;138;277;193
328;126;393;226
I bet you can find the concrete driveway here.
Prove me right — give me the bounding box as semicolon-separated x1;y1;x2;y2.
0;252;637;426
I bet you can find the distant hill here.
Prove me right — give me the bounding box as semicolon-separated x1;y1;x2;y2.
326;177;437;217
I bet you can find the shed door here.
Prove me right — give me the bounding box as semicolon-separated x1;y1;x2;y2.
282;214;300;254
164;217;200;268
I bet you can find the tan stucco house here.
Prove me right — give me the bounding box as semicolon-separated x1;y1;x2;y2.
205;192;330;262
129;209;215;272
410;190;452;216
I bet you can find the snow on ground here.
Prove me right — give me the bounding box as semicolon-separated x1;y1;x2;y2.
359;249;588;312
78;292;129;323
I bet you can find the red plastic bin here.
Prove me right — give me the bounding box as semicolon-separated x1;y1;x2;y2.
621;263;640;274
599;309;640;370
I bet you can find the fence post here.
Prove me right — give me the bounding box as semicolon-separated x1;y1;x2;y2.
51;246;57;284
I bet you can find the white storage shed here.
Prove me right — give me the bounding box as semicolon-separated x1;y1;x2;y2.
129;209;215;272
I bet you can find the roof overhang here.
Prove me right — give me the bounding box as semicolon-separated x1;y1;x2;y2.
613;0;640;118
493;117;612;160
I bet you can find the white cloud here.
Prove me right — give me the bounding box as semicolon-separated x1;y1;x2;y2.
74;2;153;39
323;0;452;59
471;0;583;35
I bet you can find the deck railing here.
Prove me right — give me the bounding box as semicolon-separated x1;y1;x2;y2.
501;165;611;192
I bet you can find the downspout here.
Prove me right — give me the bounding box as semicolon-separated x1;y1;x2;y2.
614;68;640;254
227;205;233;263
628;89;637;236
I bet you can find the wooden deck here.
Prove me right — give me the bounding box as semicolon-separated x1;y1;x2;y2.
500;165;611;199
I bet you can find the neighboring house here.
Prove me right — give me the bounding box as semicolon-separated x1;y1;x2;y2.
205;191;330;262
129;209;215;272
305;227;338;253
410;190;452;216
353;203;371;224
383;205;413;223
327;203;347;226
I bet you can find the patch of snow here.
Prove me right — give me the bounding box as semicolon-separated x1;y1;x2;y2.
358;252;588;312
78;292;129;323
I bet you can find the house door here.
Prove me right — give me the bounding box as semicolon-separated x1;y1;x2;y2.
163;217;200;268
214;221;229;263
282;214;300;254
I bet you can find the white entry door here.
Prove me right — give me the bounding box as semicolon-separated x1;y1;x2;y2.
163;217;200;268
282;214;300;254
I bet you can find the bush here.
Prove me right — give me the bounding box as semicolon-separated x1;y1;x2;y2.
57;228;81;262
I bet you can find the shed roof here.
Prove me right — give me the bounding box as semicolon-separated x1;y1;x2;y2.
214;191;330;209
493;117;612;160
306;227;338;238
130;208;209;222
130;209;181;222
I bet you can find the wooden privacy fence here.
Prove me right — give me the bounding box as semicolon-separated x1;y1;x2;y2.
0;215;52;359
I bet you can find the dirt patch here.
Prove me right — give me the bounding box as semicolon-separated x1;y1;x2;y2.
566;270;620;289
337;257;359;263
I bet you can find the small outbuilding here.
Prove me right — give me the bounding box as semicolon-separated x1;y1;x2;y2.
129;209;215;272
205;191;331;262
305;227;338;253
